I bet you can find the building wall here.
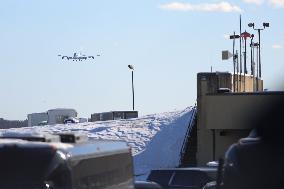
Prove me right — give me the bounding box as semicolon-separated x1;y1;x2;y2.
197;72;232;97
101;112;114;121
124;112;139;119
196;72;265;166
91;112;113;121
196;91;284;166
204;94;273;130
214;129;249;161
233;74;263;92
27;112;48;127
196;72;232;165
91;111;138;122
47;109;77;125
91;114;101;122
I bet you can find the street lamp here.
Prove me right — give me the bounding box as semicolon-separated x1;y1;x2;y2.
128;65;135;111
248;22;269;79
250;41;259;91
229;32;240;92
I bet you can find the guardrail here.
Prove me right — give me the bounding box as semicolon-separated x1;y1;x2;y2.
179;103;197;165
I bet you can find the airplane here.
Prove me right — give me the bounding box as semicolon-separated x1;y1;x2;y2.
58;52;100;61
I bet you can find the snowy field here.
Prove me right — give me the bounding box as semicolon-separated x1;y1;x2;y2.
0;106;194;180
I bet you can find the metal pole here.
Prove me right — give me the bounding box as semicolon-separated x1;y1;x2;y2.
258;29;261;78
250;37;253;75
132;71;135;111
239;15;242;92
256;44;259;91
244;36;247;92
233;32;236;92
236;50;239;92
244;38;247;75
250;36;254;91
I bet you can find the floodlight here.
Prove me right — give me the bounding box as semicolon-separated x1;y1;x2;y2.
128;65;134;70
263;22;269;28
248;23;254;28
229;34;240;39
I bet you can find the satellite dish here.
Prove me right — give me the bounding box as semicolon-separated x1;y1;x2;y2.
222;50;233;60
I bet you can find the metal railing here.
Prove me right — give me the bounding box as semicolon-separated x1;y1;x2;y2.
179;103;197;165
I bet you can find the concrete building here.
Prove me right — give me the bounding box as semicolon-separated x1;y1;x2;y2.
197;72;263;94
195;72;283;166
198;92;283;164
28;108;77;126
27;112;48;127
91;111;138;122
47;109;77;125
233;74;263;92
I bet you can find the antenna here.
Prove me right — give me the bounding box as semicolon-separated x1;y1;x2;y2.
239;15;242;91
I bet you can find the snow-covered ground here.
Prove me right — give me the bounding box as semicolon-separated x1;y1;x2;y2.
0;106;194;180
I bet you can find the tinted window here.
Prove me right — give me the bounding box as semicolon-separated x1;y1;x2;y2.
0;146;55;188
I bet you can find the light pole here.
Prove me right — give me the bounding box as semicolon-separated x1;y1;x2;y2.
250;34;255;76
239;15;243;91
229;32;240;92
240;31;251;92
128;65;135;111
248;22;269;80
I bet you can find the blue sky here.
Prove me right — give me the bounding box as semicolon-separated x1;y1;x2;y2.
0;0;283;120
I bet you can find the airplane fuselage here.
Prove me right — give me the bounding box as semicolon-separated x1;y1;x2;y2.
59;52;97;61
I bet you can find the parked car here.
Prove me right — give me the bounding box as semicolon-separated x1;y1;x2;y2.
38;120;48;126
147;167;217;189
63;117;79;124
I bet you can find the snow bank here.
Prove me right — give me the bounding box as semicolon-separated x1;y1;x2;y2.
134;107;193;180
0;107;194;180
